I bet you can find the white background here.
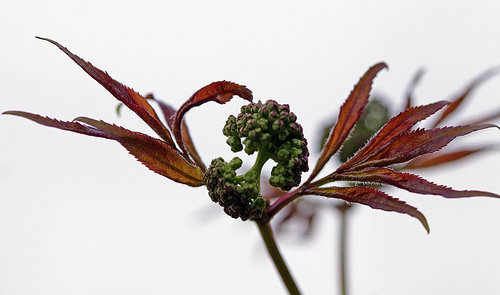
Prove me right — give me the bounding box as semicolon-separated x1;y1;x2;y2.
1;0;500;294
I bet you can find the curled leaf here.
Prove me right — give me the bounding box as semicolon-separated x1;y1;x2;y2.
338;101;448;172
75;117;204;187
308;186;429;232
2;111;111;139
36;37;175;146
335;167;499;199
173;81;253;156
307;62;388;182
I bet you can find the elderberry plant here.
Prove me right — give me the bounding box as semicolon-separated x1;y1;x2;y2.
3;37;500;295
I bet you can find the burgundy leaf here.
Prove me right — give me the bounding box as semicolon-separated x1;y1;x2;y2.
74;117;204;187
154;98;176;129
36;37;175;146
3;111;111;139
335;167;499;199
432;66;500;127
173;81;253;155
404;68;425;109
404;146;495;169
352;124;498;169
307;62;387;182
466;108;500;125
308;186;429;232
154;98;206;171
338;101;448;172
273;198;319;237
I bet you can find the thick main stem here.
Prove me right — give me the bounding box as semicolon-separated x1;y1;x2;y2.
335;203;351;295
256;221;301;295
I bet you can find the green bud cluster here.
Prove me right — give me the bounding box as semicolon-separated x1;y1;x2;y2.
204;100;309;221
204;157;266;221
223;100;309;191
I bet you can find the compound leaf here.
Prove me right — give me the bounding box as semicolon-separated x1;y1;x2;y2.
308;62;387;181
404;146;495;169
336;167;499;199
75;117;204;187
353;124;498;169
3;111;111;139
433;67;500;127
36;37;175;146
308;186;429;232
338;101;448;172
154;98;206;171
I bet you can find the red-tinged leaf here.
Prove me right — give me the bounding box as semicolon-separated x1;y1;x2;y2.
404;146;495;169
154;98;176;129
404;68;425;109
153;98;206;171
432;66;500;127
308;186;429;232
2;111;112;139
74;117;204;187
274;199;318;237
307;62;388;182
336;167;499;199
466;108;500;125
36;37;175;146
173;81;253;155
338;101;448;172
352;124;498;169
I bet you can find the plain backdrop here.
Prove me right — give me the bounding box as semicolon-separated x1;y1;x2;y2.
1;0;500;294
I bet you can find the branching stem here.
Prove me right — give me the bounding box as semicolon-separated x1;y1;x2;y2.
266;187;306;218
236;149;270;188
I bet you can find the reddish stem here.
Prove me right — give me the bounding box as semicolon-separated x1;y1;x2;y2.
267;187;306;218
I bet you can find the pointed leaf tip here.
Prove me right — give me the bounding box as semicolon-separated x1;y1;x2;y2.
337;101;451;172
36;36;175;146
404;68;426;109
74;117;204;186
351;123;498;170
404;146;496;169
308;186;429;232
307;62;388;182
338;167;500;199
3;110;112;139
433;66;500;127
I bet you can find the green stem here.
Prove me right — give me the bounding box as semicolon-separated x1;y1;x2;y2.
237;149;270;189
335;203;352;295
256;221;301;295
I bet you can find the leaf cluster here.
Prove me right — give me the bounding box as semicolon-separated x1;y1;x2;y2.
3;38;499;232
296;64;500;232
4;37;253;189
